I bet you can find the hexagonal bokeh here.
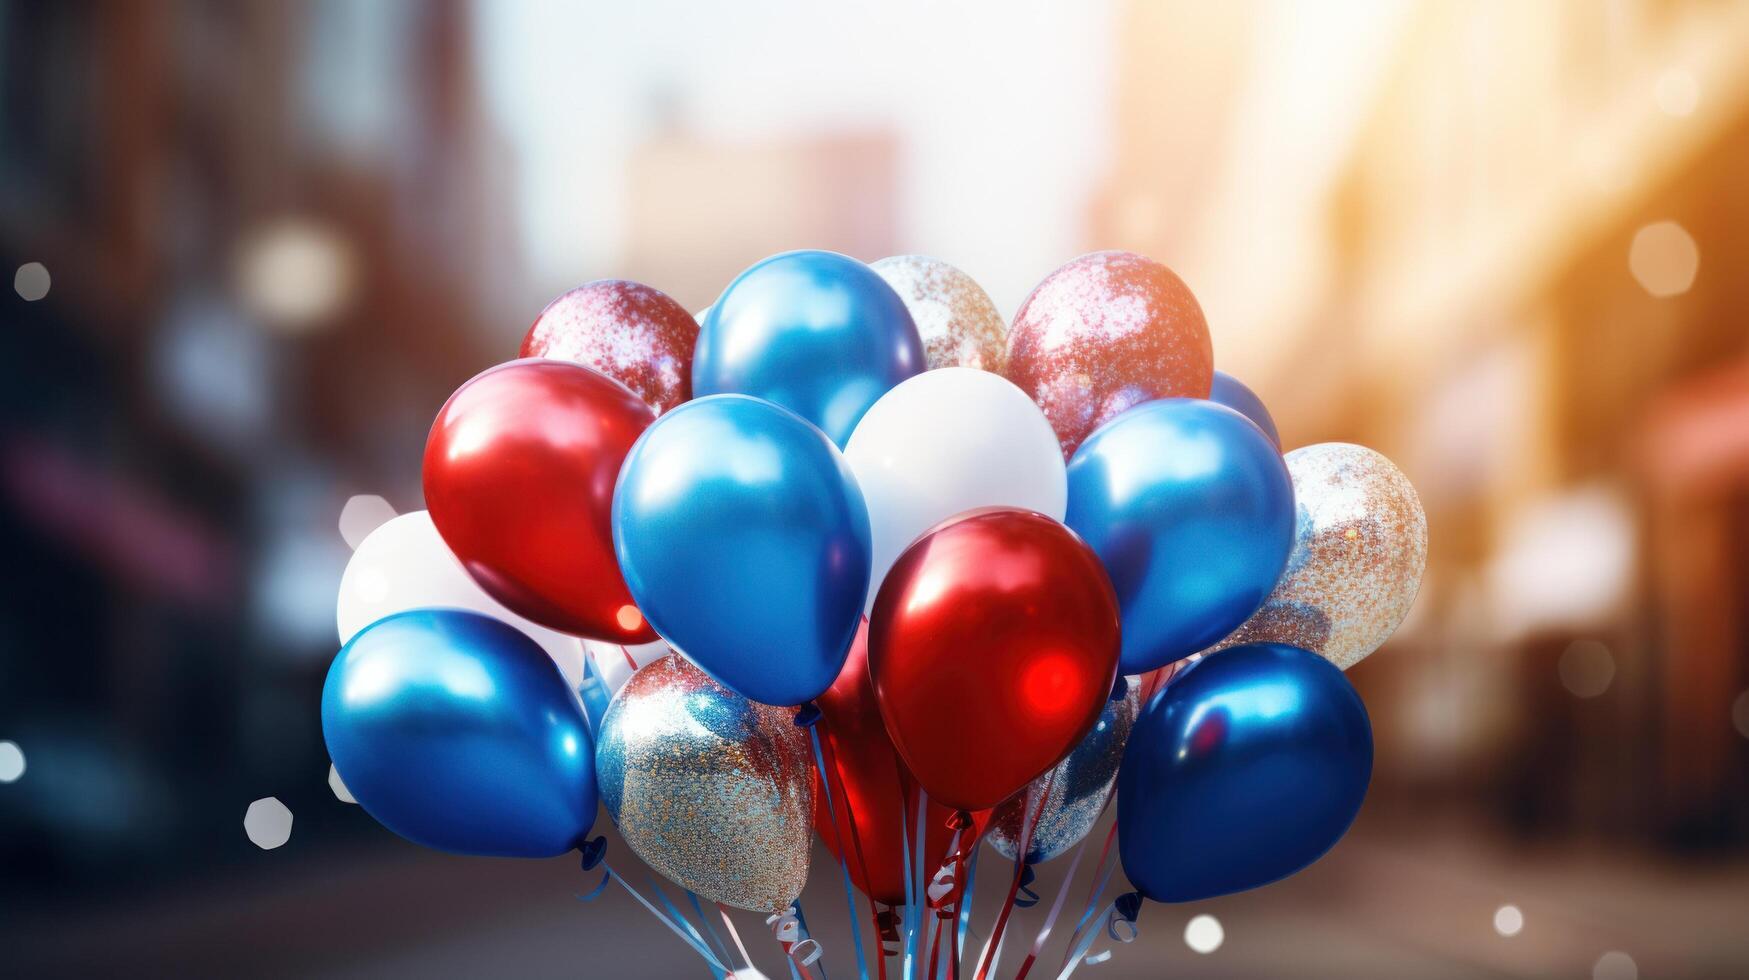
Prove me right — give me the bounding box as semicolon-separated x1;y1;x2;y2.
244;797;294;849
13;262;50;301
328;764;356;804
338;494;397;550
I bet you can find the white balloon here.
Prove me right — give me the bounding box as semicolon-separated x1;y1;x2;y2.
845;367;1067;611
336;511;585;687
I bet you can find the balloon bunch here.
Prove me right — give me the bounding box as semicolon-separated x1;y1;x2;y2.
324;250;1427;979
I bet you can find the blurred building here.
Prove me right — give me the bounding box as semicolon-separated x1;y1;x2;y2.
0;0;516;894
1095;0;1749;843
621;128;899;310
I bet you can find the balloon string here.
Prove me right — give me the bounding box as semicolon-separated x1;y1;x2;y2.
1010;822;1095;980
603;862;729;973
1047;900;1120;980
899;805;917;980
956;846;980;963
971;770;1054;980
797;902;829;980
718;903;756;972
768;903;822;980
809;720;873;980
618;644;639;671
926;918;945;980
818;723;889;980
688;889;736;971
1058;824;1121;973
916;787;930;980
645;870;729;974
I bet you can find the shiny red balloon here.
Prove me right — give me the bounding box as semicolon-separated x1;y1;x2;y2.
868;508;1121;813
423;359;658;643
521;280;699;415
1005;251;1213;458
814;620;989;905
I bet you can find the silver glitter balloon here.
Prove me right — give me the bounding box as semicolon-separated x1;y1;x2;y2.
988;679;1137;864
595;656;814;912
1214;443;1427;670
871;255;1008;373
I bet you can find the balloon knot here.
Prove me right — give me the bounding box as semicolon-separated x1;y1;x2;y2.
1114;890;1144;923
875;907;901;944
945;809;973;831
578;835;607;871
1107;891;1144;943
793;702;821;727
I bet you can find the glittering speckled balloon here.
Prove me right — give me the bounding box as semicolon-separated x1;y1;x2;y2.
871;255;1008;373
1005;251;1212;458
1213;443;1427;670
595;656;814;912
521;280;698;414
988;678;1137;865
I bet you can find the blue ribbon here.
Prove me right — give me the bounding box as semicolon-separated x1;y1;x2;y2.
807;720;870;980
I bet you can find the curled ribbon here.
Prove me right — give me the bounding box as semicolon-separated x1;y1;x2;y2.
1105;892;1142;943
1014;865;1041;909
767;905;825;967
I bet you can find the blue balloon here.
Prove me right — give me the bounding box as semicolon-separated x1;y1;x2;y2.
694;250;925;447
613;394;872;706
1065;398;1295;674
1117;643;1371;903
1208;370;1280;448
321;609;597;858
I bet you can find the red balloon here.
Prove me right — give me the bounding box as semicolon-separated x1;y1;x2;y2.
423;359;658;643
521;280;699;415
814;620;989;905
1005;251;1212;458
868;508;1121;813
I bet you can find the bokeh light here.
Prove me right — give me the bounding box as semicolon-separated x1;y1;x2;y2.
13;262;49;301
1493;905;1523;937
1184;914;1224;954
244;797;294;850
1593;951;1638;980
1559;640;1616;698
0;740;25;782
1628;221;1699;297
235;218;356;332
339;495;397;550
328;764;356;804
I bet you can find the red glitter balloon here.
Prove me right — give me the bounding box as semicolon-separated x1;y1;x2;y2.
814;620;990;905
520;280;699;415
1005;251;1213;458
423;359;659;644
868;508;1120;813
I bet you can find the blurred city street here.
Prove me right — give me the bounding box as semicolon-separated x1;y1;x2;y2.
5;1;1749;976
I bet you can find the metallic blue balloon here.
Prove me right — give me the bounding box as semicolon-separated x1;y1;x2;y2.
1208;370;1280;448
321;609;597;857
612;394;872;706
1065;398;1295;674
694;250;925;447
1117;643;1371;902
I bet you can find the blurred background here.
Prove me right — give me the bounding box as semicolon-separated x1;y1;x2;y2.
4;0;1749;976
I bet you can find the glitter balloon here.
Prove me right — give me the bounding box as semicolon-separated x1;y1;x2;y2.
595;655;814;912
871;255;1008;373
1213;443;1427;669
1005;251;1213;458
521;279;698;414
988;677;1137;865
